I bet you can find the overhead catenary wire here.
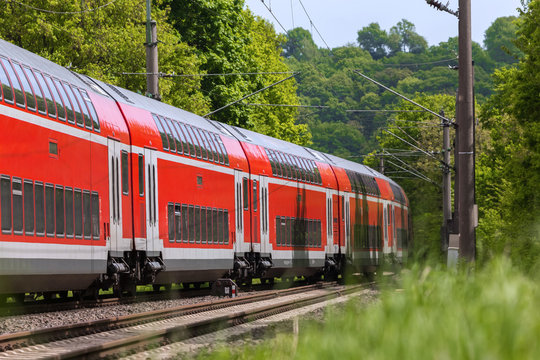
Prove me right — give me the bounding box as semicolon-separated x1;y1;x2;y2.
297;0;331;51
259;0;288;33
6;0;118;14
383;58;458;67
120;71;296;78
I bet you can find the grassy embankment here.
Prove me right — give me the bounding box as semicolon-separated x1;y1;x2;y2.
200;258;540;359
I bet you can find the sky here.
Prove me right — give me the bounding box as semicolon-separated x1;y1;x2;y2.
244;0;523;49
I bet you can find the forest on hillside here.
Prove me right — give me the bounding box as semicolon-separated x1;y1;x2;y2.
0;0;537;270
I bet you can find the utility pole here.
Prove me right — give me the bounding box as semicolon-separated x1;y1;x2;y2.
441;110;453;256
379;156;385;175
145;0;160;100
456;0;476;262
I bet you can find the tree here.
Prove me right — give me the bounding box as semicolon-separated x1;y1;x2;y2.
484;16;520;65
162;0;309;144
0;0;209;113
389;19;427;54
282;27;319;60
357;23;389;60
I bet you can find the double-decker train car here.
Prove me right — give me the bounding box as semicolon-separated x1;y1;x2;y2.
0;38;410;298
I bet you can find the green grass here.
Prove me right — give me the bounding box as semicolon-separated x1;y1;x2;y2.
199;258;540;360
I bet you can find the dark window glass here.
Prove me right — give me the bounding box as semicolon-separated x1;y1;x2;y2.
53;79;75;124
35;182;44;236
45;184;54;236
1;176;11;233
12;63;36;111
168;203;175;242
138;154;144;196
181;204;188;243
172;122;189;156
65;187;73;237
0;60;14;103
24;66;46;114
74;189;82;238
153;115;169;151
212;208;218;244
214;135;225;164
195;206;201;243
71;86;91;129
55;186;64;236
186;126;202;158
34;71;56;118
188;205;195;243
91;192;99;239
1;58;25;107
224;209;229;244
121;151;129;195
253;180;258;212
243;177;248;210
12;178;23;234
62;82;84;127
80;90;100;132
83;191;91;239
169;120;184;154
276;216;281;247
200;207;207;244
216;209;223;244
175;204;181;243
24;180;34;235
194;129;208;160
161;116;176;153
200;131;213;162
44;75;65;120
179;123;196;157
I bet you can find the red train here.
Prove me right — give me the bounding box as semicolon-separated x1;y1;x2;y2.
0;39;410;298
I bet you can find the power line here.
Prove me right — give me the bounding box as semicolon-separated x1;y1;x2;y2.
120;71;295;78
6;0;118;14
259;0;288;33
241;103;427;113
297;0;331;51
383;58;458;67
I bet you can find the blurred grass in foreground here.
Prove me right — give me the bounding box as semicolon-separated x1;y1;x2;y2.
200;258;540;360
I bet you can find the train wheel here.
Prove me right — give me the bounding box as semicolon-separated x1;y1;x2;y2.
152;284;161;293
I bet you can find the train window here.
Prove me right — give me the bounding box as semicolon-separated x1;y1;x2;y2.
181;204;188;242
80;90;100;132
273;152;284;177
138;154;144;196
200;206;207;244
91;192;99;240
70;85;91;129
24;180;34;235
11;177;23;234
55;185;64;237
152;115;169;151
0;176;11;233
168;120;183;155
252;180;258;212
65;187;73;238
121;151;129;195
217;209;223;244
33;71;56;118
168;203;175;242
242;177;248;210
52;79;75;124
1;58;25;108
179;123;195;157
188;205;195;243
44;75;65;121
206;134;220;164
201;131;214;162
224;209;229;244
63;83;84;127
74;189;82;238
316;220;321;247
275;216;281;246
175;204;182;243
0;60;14;103
24;66;46;115
83;190;91;239
35;182;44;236
161;117;177;153
212;208;218;244
314;165;322;185
172;122;189;156
193;128;208;160
186;126;202;159
45;184;54;237
194;206;201;243
12;62;36;111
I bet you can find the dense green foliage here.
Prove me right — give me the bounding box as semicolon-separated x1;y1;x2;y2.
200;259;540;359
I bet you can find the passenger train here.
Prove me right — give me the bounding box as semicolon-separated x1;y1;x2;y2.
0;39;410;298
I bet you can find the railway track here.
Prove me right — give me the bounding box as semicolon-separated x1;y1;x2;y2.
0;282;372;359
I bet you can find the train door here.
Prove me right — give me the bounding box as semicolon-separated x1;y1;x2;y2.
251;178;260;252
325;189;334;254
234;170;245;253
144;148;158;252
259;176;270;253
344;193;350;254
392;204;397;253
383;203;389;253
108;139;122;251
